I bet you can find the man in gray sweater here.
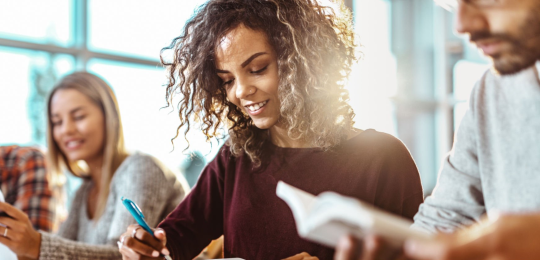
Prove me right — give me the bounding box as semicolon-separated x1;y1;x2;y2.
335;0;540;259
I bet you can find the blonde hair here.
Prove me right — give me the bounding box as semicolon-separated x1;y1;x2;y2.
46;72;128;220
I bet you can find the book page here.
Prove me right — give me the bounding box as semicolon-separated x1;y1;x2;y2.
277;183;433;248
276;182;318;234
307;191;431;246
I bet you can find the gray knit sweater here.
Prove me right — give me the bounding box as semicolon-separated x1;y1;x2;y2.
413;62;540;233
38;153;186;259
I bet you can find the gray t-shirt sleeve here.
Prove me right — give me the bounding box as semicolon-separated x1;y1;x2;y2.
412;81;487;233
39;231;121;260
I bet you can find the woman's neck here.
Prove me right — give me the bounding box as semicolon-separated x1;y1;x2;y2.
269;125;310;148
269;126;364;148
85;155;104;188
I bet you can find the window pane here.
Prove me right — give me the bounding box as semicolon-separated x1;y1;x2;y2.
88;0;207;60
0;0;73;46
0;47;75;146
87;59;220;172
349;0;397;135
453;60;489;131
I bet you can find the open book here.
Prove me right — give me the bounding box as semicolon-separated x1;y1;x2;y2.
276;181;432;247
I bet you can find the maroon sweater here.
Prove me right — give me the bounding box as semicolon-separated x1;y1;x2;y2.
159;129;423;260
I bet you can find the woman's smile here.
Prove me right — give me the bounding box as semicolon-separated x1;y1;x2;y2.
244;100;269;115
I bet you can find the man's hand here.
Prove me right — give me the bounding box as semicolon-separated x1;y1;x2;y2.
334;235;409;260
404;213;540;260
0;202;41;259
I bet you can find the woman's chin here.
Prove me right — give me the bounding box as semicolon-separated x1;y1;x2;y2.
65;153;91;164
65;154;83;162
252;118;278;130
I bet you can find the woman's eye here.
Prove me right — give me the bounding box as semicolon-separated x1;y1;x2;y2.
52;121;61;127
222;79;234;86
251;65;268;74
74;115;86;121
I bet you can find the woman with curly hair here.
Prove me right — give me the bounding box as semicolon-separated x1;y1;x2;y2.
119;0;423;259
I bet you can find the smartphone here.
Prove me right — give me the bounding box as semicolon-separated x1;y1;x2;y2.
0;190;10;218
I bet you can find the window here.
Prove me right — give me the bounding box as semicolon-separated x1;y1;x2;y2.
0;1;216;189
0;47;74;146
453;60;489;131
88;0;205;60
0;1;73;46
349;0;397;135
87;59;219;169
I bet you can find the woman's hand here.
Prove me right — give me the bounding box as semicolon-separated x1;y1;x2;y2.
0;202;41;259
283;252;319;260
118;224;171;260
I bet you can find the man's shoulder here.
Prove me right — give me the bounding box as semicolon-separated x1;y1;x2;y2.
0;145;45;169
480;65;539;90
1;145;44;157
468;65;540;112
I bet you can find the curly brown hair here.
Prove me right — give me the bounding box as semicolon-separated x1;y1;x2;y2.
162;0;358;166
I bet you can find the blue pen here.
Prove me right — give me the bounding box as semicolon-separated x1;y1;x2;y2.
121;197;172;260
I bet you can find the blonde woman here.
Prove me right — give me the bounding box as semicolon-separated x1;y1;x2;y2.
0;72;186;260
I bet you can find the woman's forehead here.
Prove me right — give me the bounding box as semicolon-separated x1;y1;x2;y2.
215;25;272;65
50;89;93;114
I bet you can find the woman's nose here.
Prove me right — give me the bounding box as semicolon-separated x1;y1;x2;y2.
60;119;76;135
235;78;256;99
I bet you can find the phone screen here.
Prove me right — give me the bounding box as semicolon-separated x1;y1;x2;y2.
0;190;9;218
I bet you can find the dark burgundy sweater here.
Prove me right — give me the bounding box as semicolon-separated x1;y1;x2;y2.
159;129;424;260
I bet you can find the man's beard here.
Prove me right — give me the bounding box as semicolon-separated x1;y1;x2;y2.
490;41;540;75
470;6;540;75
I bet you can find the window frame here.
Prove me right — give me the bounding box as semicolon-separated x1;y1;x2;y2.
0;0;160;72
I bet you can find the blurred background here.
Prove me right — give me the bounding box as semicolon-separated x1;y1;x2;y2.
0;0;490;196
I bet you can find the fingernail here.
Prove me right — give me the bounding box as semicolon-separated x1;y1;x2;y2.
365;236;376;249
162;248;170;255
152;251;159;257
337;236;351;250
404;240;417;254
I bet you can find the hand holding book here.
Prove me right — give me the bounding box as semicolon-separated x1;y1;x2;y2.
276;181;432;248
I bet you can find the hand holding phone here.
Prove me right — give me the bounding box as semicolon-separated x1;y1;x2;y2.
0;190;9;218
